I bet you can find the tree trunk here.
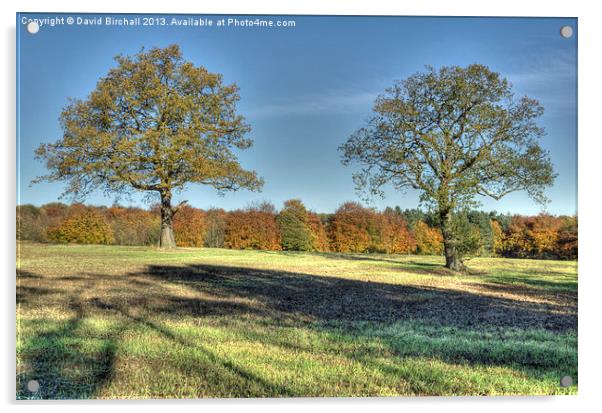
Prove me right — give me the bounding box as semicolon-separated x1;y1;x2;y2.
159;191;176;249
440;209;465;272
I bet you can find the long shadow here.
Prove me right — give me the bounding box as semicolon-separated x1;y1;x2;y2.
479;274;578;294
293;252;578;287
275;251;471;276
89;298;294;396
131;263;576;380
17;261;578;397
134;263;576;332
299;251;425;266
16;286;58;305
17;269;293;398
17;287;122;399
16;269;43;279
471;279;577;302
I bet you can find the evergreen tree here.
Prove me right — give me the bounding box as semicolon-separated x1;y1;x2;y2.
277;199;313;251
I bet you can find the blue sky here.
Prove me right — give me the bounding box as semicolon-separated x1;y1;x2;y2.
17;14;577;215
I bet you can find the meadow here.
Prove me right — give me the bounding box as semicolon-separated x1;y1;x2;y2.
16;242;577;399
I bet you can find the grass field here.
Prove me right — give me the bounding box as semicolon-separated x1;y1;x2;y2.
16;242;578;399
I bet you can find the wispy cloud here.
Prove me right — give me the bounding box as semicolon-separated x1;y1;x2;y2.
244;89;378;118
505;49;576;117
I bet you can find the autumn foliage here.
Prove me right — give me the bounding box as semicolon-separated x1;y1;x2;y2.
327;202;416;253
105;206;160;246
47;208;113;245
224;203;281;250
413;220;444;255
16;202;577;260
370;210;416;254
308;213;330;252
173;205;206;247
496;214;578;259
328;202;373;253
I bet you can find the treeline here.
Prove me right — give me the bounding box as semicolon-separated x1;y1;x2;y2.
16;201;577;260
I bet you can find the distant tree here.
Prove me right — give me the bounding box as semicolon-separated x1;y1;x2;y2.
47;209;113;244
413;220;443;255
373;210;416;254
203;208;227;248
340;64;555;270
34;45;262;249
490;219;504;257
17;205;46;242
556;215;578;260
396;208;437;229
105;205;160;245
529;214;563;258
493;213;514;232
224;202;281;250
502;215;531;258
502;214;562;259
328;202;373;253
277;199;313;251
41;203;71;229
307;212;330;252
173;205;205;247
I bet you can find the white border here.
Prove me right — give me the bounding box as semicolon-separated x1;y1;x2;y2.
3;1;601;412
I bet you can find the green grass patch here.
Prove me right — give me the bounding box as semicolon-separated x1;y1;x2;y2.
16;243;577;398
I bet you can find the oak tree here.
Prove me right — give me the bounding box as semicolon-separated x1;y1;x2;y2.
340;64;555;270
34;45;262;248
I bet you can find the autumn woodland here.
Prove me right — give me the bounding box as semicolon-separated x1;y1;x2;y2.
17;201;577;260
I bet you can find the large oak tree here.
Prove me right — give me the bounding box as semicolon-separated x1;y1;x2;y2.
340;64;555;271
35;45;263;248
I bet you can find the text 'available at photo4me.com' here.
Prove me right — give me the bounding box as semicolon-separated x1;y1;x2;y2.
20;15;298;29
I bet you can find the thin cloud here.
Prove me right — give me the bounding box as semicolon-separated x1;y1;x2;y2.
505;50;576;117
244;89;378;118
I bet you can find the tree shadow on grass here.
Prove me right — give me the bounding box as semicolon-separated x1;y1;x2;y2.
477;274;578;294
16;288;121;399
89;297;294;396
299;251;437;266
16;269;44;279
300;252;578;287
17;269;294;398
17;262;578;398
135;263;576;331
281;251;466;276
131;263;576;385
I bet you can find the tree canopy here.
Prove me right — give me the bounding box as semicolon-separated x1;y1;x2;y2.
340;64;555;270
35;45;262;248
